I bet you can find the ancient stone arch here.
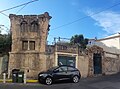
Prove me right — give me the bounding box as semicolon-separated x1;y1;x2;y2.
87;45;105;76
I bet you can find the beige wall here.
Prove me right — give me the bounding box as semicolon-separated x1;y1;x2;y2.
78;56;89;78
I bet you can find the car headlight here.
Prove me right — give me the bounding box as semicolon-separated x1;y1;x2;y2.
39;74;47;77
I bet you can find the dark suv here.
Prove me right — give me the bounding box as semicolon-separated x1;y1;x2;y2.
38;65;81;85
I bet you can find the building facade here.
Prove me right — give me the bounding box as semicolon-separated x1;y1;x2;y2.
8;13;120;79
8;12;51;78
46;43;120;78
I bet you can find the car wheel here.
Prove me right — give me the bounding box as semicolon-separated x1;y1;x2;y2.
45;77;52;85
72;75;79;83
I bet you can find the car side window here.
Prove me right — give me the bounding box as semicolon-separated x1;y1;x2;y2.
58;66;67;72
68;67;76;71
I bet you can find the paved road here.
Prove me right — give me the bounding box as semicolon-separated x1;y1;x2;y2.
0;73;120;89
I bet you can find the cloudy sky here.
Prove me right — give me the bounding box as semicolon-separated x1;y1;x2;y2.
0;0;120;44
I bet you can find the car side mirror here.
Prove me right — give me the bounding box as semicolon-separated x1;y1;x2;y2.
54;69;59;73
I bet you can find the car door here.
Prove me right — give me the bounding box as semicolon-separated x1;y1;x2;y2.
53;66;68;81
67;66;77;79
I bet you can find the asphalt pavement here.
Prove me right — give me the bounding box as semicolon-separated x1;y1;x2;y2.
0;73;120;89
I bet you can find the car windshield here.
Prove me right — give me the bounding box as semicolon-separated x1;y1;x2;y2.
47;66;58;72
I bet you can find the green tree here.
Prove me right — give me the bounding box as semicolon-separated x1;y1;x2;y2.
70;34;88;49
0;33;12;55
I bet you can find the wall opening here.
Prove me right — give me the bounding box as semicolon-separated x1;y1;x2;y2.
22;41;35;50
58;56;76;67
93;53;102;74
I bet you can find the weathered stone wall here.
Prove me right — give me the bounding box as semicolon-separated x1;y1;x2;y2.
9;12;51;52
104;52;120;75
86;45;120;77
45;45;120;78
9;52;48;79
46;53;55;70
87;45;105;76
8;12;52;79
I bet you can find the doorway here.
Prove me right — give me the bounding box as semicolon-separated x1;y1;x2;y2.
93;53;102;74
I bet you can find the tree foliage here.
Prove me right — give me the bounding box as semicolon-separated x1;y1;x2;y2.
70;34;88;49
0;33;12;55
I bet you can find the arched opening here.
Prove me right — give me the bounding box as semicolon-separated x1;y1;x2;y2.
30;21;39;32
20;21;28;32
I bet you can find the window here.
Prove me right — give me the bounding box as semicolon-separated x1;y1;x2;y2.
22;41;28;50
58;56;76;67
58;66;67;72
20;21;28;32
31;21;38;32
22;41;35;50
68;67;76;71
29;41;35;50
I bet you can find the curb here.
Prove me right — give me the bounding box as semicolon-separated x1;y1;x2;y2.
27;80;38;83
0;79;38;83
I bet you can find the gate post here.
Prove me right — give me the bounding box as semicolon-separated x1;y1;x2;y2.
24;73;26;84
3;73;6;83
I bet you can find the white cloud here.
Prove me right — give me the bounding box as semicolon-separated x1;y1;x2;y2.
87;11;120;34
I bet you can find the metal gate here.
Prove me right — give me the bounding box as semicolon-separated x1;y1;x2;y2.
58;56;76;67
93;53;102;74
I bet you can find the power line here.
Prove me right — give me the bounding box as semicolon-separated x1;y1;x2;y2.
0;0;39;29
0;12;9;17
16;3;28;14
51;1;120;30
0;0;38;17
0;0;39;13
16;0;37;14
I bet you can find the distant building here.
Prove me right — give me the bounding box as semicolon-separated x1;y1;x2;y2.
88;39;96;46
97;33;120;49
88;33;120;54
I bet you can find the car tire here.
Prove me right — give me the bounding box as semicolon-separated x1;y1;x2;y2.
72;75;79;83
45;77;52;85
